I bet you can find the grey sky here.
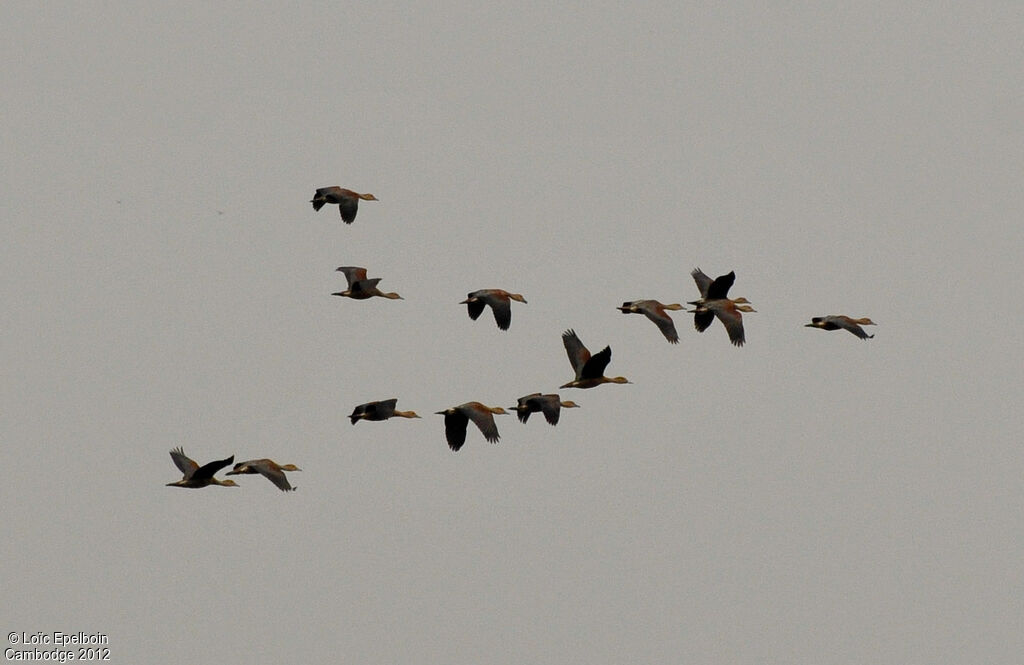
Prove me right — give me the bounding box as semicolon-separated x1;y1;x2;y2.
3;2;1022;663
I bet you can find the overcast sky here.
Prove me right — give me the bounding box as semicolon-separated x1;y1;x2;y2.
3;2;1023;663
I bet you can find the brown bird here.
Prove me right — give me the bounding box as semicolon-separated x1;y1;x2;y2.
560;329;631;389
689;268;755;347
349;399;421;424
460;289;527;331
227;459;301;492
311;187;378;224
511;393;579;425
805;315;876;339
332;266;403;300
690;301;756;347
435;402;509;451
617;300;685;344
166;448;238;489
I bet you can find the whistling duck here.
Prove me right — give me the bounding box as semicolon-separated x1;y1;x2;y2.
226;459;301;492
617;300;684;344
166;448;238;488
805;315;876;339
435;402;508;451
311;187;378;224
460;289;527;331
332;266;403;300
349;399;421;424
691;301;756;347
689;268;755;347
560;329;631;389
511;393;579;425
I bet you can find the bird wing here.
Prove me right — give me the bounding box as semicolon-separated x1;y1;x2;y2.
443;412;469;451
463;406;500;443
713;307;746;347
706;271;736;300
581;345;612;379
538;394;561;425
487;296;513;330
375;398;398;417
693;309;715;333
643;305;680;344
352;277;382;293
562;329;591;377
691;268;714;298
251;460;294;491
169;448;199;479
192;455;234;481
336;266;368;288
338;197;358;224
466;298;486;321
835;317;872;339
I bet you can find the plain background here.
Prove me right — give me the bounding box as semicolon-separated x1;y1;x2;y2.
3;2;1022;663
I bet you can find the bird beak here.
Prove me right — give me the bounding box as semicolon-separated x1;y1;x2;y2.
458;299;469;304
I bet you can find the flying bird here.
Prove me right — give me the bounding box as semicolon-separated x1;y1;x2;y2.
460;289;527;330
805;315;876;339
560;329;631;389
511;393;579;425
617;300;685;343
690;300;756;347
310;187;378;224
166;448;238;489
689;268;755;347
227;459;301;492
349;399;421;424
332;266;403;300
435;402;509;451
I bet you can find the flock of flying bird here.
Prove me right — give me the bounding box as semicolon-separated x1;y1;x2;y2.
166;186;877;492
